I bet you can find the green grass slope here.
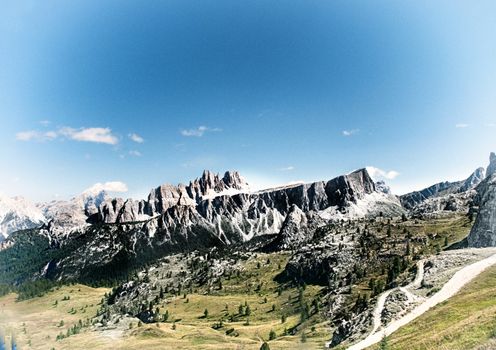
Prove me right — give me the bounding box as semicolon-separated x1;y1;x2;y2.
369;264;496;350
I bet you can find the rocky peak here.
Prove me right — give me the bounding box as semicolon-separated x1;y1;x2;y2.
222;171;248;191
0;195;46;240
487;152;496;178
325;169;376;207
459;167;485;192
80;190;109;216
187;170;249;201
375;181;391;194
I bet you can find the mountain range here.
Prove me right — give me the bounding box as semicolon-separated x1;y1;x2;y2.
2;152;496;350
2;153;495;284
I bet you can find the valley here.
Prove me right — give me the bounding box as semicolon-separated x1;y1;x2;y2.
1;152;496;349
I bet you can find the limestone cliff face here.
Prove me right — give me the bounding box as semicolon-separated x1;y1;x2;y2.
467;153;496;247
95;168;401;245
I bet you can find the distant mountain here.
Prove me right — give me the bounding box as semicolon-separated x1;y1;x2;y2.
400;167;485;212
0;188;112;242
0;195;45;240
38;190;109;235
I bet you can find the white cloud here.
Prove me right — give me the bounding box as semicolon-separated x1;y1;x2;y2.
16;130;57;141
39;120;51;126
366;166;400;180
17;126;119;145
129;133;144;143
342;129;360;136
83;181;128;195
180;126;222;137
486;123;496;127
279;166;295;171
129;150;142;157
455;123;469;128
60;127;118;144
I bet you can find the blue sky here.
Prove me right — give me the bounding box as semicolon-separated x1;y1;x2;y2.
1;0;495;201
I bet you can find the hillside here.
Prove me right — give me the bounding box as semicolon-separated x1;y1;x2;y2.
367;263;496;350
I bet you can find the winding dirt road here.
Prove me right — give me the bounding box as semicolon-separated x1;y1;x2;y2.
345;252;496;350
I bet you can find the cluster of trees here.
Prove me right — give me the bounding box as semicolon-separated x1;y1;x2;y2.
0;284;10;298
56;319;91;341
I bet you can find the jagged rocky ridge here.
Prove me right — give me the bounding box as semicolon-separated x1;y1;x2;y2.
95;168;403;245
400;167;485;210
399;167;485;219
1;168;404;282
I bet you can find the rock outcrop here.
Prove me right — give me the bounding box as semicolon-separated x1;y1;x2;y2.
467;153;496;247
487;152;496;178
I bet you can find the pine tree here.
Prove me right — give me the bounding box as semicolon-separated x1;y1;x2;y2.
260;341;270;350
301;332;307;343
379;335;389;349
269;329;277;340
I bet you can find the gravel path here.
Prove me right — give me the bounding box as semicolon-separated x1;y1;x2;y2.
346;251;496;350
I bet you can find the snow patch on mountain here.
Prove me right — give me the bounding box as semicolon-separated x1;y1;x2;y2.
319;192;404;221
38;190;110;235
0;194;46;239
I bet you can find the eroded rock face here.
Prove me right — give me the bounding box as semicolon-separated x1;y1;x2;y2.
94;168;400;246
487;152;496;178
460;167;485;192
467;153;496;247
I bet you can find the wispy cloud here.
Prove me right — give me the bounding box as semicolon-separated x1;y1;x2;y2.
486;123;496;127
83;181;128;195
366;166;400;180
455;123;469;128
16;126;119;145
60;127;118;144
128;133;144;143
39;120;50;126
16;130;57;142
180;126;222;137
342;129;360;136
279;166;295;171
129;150;142;157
